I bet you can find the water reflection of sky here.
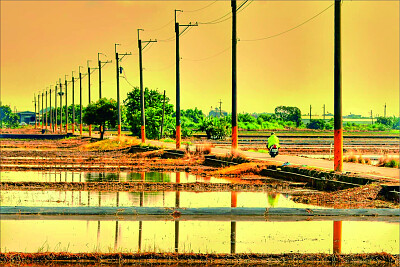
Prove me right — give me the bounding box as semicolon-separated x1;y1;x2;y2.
0;171;235;184
0;191;322;209
1;220;398;254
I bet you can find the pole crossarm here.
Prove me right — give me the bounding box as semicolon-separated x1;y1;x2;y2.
179;23;198;36
141;40;157;50
118;53;132;62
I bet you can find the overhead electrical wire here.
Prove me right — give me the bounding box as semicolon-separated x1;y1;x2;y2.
185;0;218;13
146;18;175;32
121;69;136;89
240;3;334;42
183;46;231;62
146;62;176;72
197;0;252;25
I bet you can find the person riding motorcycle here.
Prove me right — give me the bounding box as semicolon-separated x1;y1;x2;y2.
267;132;280;150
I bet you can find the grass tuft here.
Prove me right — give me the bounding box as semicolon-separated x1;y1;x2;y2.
79;136;140;151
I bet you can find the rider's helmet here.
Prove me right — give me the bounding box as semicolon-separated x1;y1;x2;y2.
271;132;275;136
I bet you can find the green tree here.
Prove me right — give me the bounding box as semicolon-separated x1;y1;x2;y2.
181;108;205;127
124;87;174;139
0;105;19;128
274;106;302;127
82;98;118;139
376;116;395;128
199;116;231;139
307;119;326;130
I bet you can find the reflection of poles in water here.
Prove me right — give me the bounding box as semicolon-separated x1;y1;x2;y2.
97;220;101;251
175;172;180;208
138;221;143;252
175;172;180;253
71;191;74;206
114;191;120;252
175;221;179;253
79;172;82;182
333;221;342;254
114;220;119;251
72;172;74;182
65;172;67;182
231;191;237;254
138;173;144;252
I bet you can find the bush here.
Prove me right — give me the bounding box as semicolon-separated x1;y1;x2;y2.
307;119;327;130
198;117;231;139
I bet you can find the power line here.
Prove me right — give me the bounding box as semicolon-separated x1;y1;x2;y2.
121;69;136;89
183;46;231;61
146;62;175;72
185;0;218;13
197;0;252;25
146;18;175;32
241;3;333;42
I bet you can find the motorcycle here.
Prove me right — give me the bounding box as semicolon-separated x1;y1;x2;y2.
269;144;279;158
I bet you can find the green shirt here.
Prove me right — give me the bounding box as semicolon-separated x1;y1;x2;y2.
267;134;280;149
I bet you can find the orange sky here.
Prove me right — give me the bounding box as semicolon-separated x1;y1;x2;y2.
1;0;398;117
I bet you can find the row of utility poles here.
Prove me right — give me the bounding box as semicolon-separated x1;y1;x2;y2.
33;1;344;179
34;55;112;136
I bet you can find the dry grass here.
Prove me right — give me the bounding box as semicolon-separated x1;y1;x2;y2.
378;156;399;168
213;162;268;175
195;142;213;155
215;150;250;164
343;152;371;165
79;136;141;151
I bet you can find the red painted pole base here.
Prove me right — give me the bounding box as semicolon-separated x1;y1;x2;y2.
334;129;343;172
141;125;145;143
232;126;238;150
176;125;181;149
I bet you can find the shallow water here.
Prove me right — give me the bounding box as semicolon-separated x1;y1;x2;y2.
0;171;234;184
0;191;321;209
1;219;398;254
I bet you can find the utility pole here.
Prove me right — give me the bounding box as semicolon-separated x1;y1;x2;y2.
65;75;68;133
59;79;63;132
37;93;40;129
323;104;326;121
384;103;386;118
72;71;75;133
231;0;238;151
333;0;343;173
79;66;83;135
41;91;44;129
219;99;222;117
371;110;373;124
138;28;157;144
55;84;58;132
98;53;102;99
160;90;166;140
45;88;48;130
88;60;92;137
115;43;132;137
309;105;312;122
49;86;52;131
34;95;37;128
98;53;112;99
175;9;197;149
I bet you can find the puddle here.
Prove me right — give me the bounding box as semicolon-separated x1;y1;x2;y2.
0;171;234;184
0;191;322;209
1;219;397;254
